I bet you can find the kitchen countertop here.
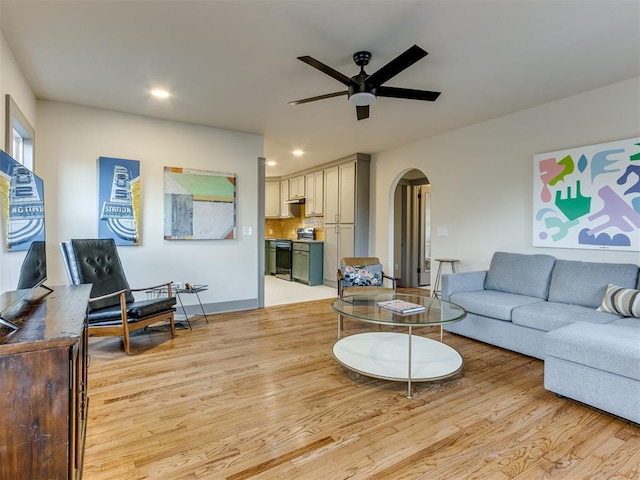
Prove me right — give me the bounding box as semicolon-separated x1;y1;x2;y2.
265;238;323;243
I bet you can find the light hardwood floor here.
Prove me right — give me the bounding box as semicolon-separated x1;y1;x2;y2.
84;297;640;480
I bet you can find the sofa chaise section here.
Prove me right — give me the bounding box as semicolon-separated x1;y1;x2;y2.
545;318;640;424
441;251;640;423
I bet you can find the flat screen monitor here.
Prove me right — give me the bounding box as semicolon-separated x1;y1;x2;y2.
0;149;48;332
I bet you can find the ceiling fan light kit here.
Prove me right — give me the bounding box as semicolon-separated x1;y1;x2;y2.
290;44;441;120
348;92;376;106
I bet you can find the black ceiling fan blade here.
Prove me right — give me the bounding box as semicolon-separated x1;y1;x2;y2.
366;45;428;88
376;86;441;102
297;56;354;87
288;91;348;105
356;105;369;121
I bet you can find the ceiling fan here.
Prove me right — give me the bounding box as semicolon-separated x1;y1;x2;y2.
289;44;441;121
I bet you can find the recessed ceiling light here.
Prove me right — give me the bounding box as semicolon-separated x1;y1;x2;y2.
292;149;304;157
151;89;170;98
267;160;277;166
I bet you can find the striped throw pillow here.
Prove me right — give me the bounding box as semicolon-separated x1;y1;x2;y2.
597;284;640;318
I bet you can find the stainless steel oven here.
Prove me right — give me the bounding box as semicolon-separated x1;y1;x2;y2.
275;240;293;280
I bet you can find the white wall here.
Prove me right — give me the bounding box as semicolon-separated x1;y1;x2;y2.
371;77;640;278
36;101;263;309
0;29;38;292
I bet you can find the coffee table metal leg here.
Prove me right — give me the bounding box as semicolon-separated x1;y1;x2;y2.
407;325;413;399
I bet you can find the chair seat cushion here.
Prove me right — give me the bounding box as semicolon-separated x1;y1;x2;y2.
342;286;395;297
88;297;176;324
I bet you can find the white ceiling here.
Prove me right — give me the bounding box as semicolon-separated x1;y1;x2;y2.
1;0;639;176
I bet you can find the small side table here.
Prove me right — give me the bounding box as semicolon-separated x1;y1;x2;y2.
174;285;209;328
431;259;459;299
146;284;209;329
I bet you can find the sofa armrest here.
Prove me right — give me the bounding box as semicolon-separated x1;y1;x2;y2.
441;271;487;301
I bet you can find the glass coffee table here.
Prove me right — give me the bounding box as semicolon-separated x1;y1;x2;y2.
331;293;466;398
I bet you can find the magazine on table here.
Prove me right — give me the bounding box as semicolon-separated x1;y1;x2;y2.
376;299;426;315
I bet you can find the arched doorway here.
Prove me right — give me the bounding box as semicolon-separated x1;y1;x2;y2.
393;169;430;288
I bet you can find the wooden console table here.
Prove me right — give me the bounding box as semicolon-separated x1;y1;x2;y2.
0;284;91;480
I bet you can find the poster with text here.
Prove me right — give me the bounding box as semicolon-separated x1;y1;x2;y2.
533;137;640;251
97;156;140;246
0;149;45;251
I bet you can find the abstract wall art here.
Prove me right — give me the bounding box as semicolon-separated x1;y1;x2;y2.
97;156;140;246
533;137;640;251
164;167;236;240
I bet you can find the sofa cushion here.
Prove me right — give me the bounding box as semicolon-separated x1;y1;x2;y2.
484;252;556;299
450;290;543;321
548;260;639;309
597;284;640;318
513;301;620;332
545;321;640;382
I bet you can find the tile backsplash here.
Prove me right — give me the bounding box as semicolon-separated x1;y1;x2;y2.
265;205;324;240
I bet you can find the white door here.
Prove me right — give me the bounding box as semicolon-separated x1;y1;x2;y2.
418;187;431;286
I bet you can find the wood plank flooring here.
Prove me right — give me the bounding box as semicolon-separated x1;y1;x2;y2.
83;297;640;480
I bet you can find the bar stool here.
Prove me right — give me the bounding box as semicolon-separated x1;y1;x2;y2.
431;258;460;298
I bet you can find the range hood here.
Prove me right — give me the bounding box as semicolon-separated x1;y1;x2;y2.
284;197;306;204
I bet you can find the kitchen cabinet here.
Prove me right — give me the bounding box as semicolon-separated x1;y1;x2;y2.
304;170;324;216
279;180;292;218
0;285;91;480
265;180;280;218
323;154;370;287
289;175;305;199
323;224;355;285
268;240;276;275
266;180;293;218
324;162;356;223
265;240;270;274
292;241;323;286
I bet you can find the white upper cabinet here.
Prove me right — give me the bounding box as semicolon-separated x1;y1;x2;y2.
304;170;324;216
265;180;280;218
289;175;305;199
324;161;355;224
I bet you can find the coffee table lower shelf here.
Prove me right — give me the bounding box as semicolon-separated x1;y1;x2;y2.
332;332;463;398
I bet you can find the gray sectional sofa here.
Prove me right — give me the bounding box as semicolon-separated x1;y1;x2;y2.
441;251;640;424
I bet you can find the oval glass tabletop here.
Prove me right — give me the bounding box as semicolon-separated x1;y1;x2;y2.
331;293;466;327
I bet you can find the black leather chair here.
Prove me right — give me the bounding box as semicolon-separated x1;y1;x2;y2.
17;240;47;289
60;238;177;354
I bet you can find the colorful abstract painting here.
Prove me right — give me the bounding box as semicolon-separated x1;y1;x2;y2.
533;137;640;251
164;167;236;240
0;149;45;251
97;157;140;246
